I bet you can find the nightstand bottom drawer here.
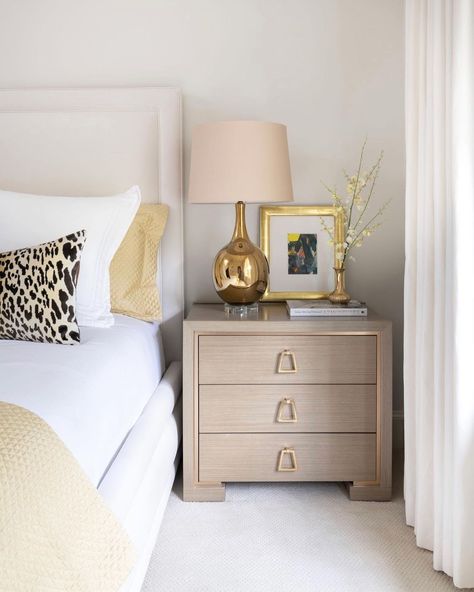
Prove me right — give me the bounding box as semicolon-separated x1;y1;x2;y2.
199;433;376;482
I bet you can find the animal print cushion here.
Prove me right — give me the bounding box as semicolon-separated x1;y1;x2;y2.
0;230;86;345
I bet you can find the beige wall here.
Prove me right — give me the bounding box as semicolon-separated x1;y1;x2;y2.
0;0;405;410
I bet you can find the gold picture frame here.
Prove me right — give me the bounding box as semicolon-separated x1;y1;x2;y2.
259;205;345;301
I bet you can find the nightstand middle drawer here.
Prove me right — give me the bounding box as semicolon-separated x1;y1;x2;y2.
199;335;376;384
199;384;376;433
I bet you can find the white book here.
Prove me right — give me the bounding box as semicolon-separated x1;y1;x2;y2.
286;299;368;317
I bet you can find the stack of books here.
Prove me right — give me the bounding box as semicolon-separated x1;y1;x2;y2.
286;299;368;317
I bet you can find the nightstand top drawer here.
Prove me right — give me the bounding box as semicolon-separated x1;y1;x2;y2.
198;335;377;385
199;384;376;433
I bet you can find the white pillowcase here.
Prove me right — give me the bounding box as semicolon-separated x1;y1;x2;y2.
0;186;141;328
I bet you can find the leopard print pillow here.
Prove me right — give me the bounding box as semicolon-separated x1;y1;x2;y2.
0;230;86;345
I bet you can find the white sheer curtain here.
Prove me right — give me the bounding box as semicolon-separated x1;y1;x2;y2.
404;0;474;587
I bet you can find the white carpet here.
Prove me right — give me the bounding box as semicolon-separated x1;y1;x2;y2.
142;459;471;592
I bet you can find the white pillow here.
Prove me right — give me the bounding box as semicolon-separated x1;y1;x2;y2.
0;186;141;328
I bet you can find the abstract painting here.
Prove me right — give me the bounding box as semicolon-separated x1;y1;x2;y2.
287;233;318;274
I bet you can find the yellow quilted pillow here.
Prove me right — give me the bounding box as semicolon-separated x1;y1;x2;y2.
110;204;168;322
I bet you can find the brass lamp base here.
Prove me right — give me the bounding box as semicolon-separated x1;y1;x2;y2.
213;202;269;306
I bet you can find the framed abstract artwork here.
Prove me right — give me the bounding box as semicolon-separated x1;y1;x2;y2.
259;205;344;301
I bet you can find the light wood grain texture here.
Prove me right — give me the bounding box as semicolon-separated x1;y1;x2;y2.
199;335;376;385
199;433;376;482
346;483;392;501
199;384;376;433
349;323;393;500
186;303;387;330
183;321;225;502
183;303;392;502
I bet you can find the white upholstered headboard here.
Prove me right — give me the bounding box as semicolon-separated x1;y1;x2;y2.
0;87;183;362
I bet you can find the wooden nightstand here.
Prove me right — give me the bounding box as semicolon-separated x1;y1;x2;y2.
183;303;392;502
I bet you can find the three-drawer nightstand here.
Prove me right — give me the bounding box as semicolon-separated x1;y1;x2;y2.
183;303;392;502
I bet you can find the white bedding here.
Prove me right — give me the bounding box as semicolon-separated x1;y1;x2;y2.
101;362;182;592
99;362;182;519
0;315;165;486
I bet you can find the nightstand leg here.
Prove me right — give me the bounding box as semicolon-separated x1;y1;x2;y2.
183;480;226;502
346;482;392;501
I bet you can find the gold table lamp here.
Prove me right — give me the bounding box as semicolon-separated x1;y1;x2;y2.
188;120;293;307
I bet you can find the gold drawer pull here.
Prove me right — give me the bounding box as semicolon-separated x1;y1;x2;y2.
277;349;298;373
277;447;298;472
276;398;298;423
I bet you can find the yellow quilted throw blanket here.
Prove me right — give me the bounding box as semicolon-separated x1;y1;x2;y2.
0;402;135;592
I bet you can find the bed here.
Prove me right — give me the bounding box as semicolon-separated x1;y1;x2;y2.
0;87;183;592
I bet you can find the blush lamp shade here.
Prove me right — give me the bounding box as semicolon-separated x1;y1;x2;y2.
188;120;293;204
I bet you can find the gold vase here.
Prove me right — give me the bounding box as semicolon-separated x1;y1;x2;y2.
213;202;269;305
329;267;351;304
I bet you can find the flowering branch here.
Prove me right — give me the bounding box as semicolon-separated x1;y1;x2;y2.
346;138;366;234
320;143;389;266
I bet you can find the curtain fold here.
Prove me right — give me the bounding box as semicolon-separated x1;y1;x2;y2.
404;0;474;587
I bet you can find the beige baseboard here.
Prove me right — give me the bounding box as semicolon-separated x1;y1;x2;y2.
393;410;404;450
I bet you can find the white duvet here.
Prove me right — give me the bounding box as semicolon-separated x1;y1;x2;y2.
0;315;165;486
